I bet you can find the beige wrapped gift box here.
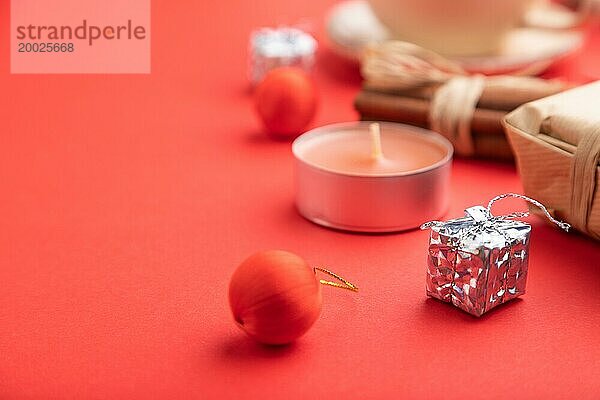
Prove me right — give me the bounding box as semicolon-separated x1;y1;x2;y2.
504;81;600;240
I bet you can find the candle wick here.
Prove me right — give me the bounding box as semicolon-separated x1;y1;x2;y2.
369;122;384;161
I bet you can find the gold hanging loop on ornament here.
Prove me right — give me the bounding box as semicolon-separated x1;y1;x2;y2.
314;267;358;292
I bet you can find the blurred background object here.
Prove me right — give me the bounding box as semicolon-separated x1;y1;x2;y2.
367;0;536;56
327;0;584;75
249;27;317;84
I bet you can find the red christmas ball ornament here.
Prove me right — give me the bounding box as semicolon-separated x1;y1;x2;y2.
254;67;317;139
228;250;357;345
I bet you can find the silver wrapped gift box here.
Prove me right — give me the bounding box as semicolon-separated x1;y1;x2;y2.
423;205;530;316
422;194;569;317
249;27;317;84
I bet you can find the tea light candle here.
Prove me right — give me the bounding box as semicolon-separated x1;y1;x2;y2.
292;121;453;232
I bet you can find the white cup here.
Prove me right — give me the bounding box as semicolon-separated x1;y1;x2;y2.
367;0;536;56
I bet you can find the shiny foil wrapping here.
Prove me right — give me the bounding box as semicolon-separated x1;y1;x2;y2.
424;205;531;317
249;27;317;84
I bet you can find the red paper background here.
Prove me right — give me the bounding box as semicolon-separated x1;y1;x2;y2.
1;1;599;399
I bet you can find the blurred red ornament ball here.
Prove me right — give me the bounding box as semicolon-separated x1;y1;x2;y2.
254;67;318;139
228;250;323;345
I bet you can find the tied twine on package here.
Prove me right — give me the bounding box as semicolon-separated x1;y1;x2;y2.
355;41;570;160
503;81;600;240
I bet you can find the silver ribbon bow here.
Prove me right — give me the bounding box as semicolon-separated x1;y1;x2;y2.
421;193;571;233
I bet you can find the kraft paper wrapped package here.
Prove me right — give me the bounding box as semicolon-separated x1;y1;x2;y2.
504;81;600;240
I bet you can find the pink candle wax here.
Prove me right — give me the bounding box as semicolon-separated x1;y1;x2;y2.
295;128;448;176
292;121;453;232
